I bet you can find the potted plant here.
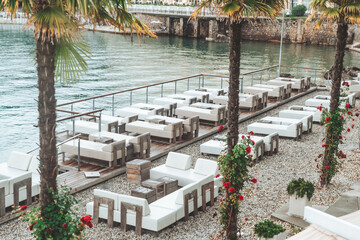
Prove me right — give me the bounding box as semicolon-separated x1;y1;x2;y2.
254;220;287;240
287;178;314;217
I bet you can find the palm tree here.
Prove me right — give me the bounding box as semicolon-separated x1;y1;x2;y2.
1;0;155;214
308;1;360;185
193;1;283;239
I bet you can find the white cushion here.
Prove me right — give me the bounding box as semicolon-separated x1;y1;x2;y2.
0;177;10;196
94;189;120;211
118;194;150;216
8;151;33;171
165;152;191;170
193;158;219;176
175;182;199;205
28;156;39;174
150;165;193;187
9;172;32;194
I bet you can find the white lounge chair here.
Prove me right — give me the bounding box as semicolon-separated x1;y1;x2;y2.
98;114;138;133
0;151;40;214
167;94;197;105
183;90;210;103
175;103;226;126
263;81;292;98
65;120;118;135
279;110;314;132
194;88;225;101
261;116;311;133
274;77;307;92
88;132;151;159
289;105;322;123
305;95;349;109
125;120;182;143
115;104;163;121
213;93;258;111
247;119;302;140
243;87;269;108
200;135;264;161
61;139;126;167
253;84;285;100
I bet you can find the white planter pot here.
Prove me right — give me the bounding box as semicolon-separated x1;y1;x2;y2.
259;231;288;240
288;195;310;218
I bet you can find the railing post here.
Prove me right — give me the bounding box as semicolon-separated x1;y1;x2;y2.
112;95;115;116
71;104;75;137
77;138;81;172
221;78;223;89
296;68;299;78
93;99;95;111
175;81;177;94
130;91;133;105
251;74;254;86
99;112;102;132
187;78;190;90
240;77;244;93
268;69;271;81
202;75;205;88
161;84;164;97
314;70;317;85
260;72;263;84
146;87;149;103
198;76;201;89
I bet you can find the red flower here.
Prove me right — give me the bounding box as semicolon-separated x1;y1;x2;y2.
249;154;253;158
345;103;351;109
218;125;224;132
318;153;323;158
356;113;359;117
29;224;34;231
342;154;347;159
86;222;93;228
341;116;344;120
352;124;354;129
215;174;220;178
339;150;343;154
322;138;325;142
229;187;235;193
46;227;51;233
80;215;92;224
224;182;231;189
325;117;331;121
245;218;248;221
249;131;254;135
339;136;343;140
220;198;223;202
241;135;245;139
324;166;331;170
250;178;257;184
317;105;323;111
20;205;27;211
322;144;328;147
238;195;244;200
347;128;351;132
316;164;319;169
353;119;355;121
246;146;251;153
62;223;67;229
212;212;217;218
348;111;352;115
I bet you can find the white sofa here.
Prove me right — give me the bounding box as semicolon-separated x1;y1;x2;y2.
213;93;258;111
289;105;322;123
125;120;182;143
194;88;225;101
279;110;314;132
65;120;117;135
274;77;307;91
115;105;162;121
100;114;138;133
305;95;349;109
262;115;312;133
243;87;268;108
88;131;151;159
200;135;264;161
183;90;210;103
0;151;40;212
61;139;126;167
167;94;198;106
263;81;292;98
247;120;302;139
253;84;285;100
175;103;226;126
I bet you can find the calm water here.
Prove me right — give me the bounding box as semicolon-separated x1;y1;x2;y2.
1;24;359;162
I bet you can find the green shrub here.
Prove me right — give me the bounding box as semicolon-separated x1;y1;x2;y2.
291;5;307;16
287;178;314;200
254;220;285;238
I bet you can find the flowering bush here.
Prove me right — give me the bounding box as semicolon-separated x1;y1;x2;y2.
18;186;91;239
218;133;257;237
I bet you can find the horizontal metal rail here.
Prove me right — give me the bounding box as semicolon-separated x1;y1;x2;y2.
56;109;104;122
281;65;322;71
26;134;82;154
56;109;100;118
242;65;279;76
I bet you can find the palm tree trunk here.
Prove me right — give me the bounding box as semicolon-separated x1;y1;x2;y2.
226;21;241;240
36;29;58;210
321;21;348;186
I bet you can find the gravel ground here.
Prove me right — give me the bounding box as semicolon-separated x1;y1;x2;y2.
1;89;360;240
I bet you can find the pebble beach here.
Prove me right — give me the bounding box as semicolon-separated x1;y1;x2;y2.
1;89;359;240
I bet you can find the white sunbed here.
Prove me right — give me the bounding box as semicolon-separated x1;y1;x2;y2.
262;116;311;133
150;98;177;117
305;95;349;109
125;120;182;143
279;110;314;132
247;119;302;140
88;131;151;159
289;105;322;123
264;81;292;98
243;87;269;108
115;105;163;121
194;88;225;101
0;151;40;213
183;90;210;103
253;84;285;100
61;139;126;167
275;77;308;91
167;94;197;106
65;120;118;135
175;103;226;126
99;114;138;133
213;93;258;111
200;135;264;161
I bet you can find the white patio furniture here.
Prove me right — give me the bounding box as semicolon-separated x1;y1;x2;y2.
348;85;360;98
88;132;151;159
305;95;349;109
175;103;226;126
150;98;178;117
261;116;311;133
125;120;182;143
264;81;292;98
65;120;118;135
274;77;307;91
183;90;210;103
61;139;126;167
289;105;322;123
279;110;314;132
115;104;164;121
0;151;40;214
253;84;285;100
167;94;197;106
98;114;138;133
213;93;258;111
194;88;225;101
247;119;302;140
243;87;269;108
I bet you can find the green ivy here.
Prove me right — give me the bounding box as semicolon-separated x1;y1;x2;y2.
286;178;314;200
254;220;285;238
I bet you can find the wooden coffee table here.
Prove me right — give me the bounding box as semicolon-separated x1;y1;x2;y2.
93;136;113;144
141;179;165;199
131;186;156;203
156;176;178;195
